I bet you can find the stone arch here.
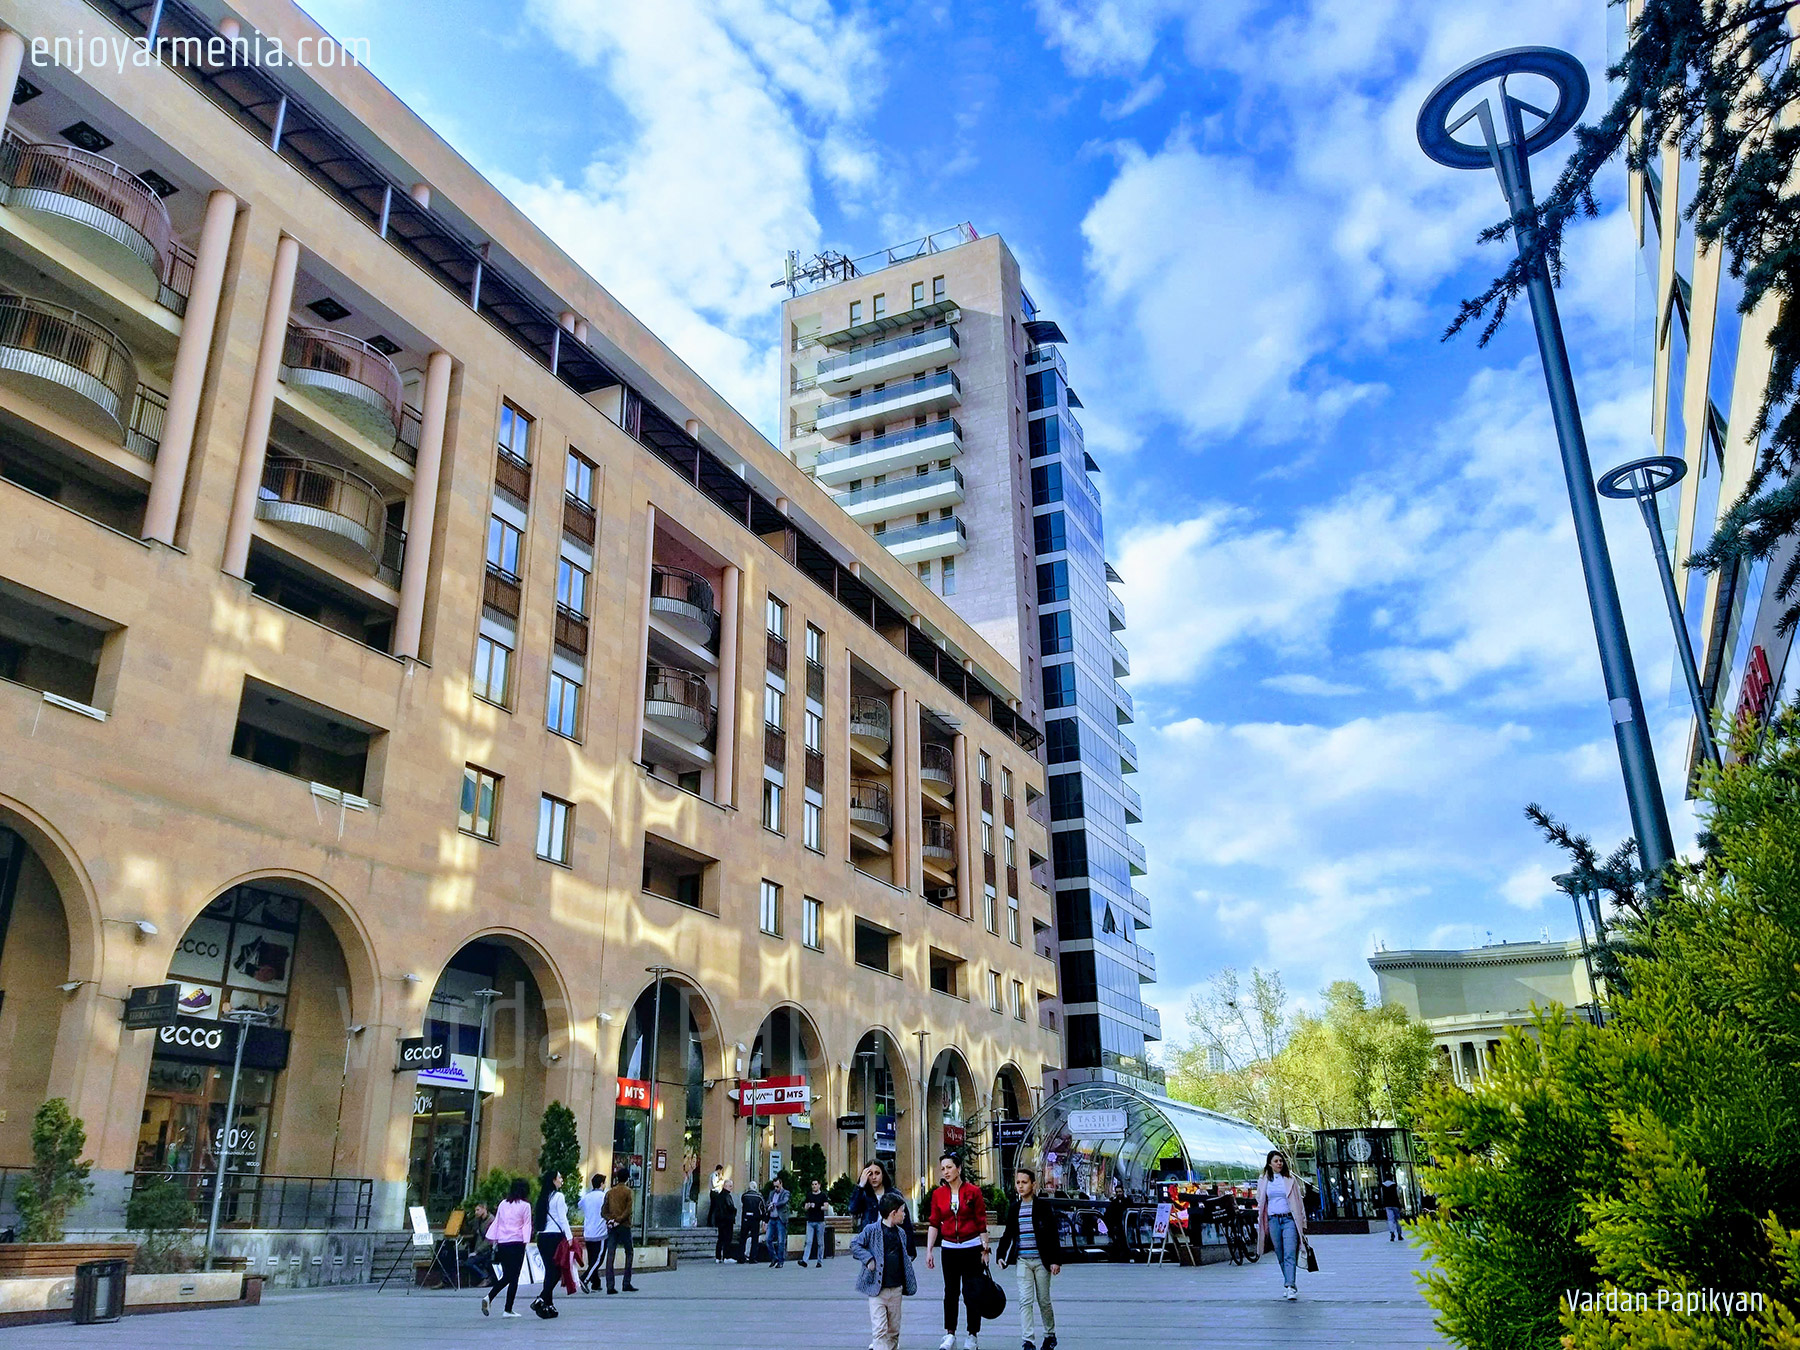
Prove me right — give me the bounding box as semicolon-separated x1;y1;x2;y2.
991;1061;1032;1179
615;972;726;1229
848;1025;915;1189
928;1045;978;1175
745;1001;828;1196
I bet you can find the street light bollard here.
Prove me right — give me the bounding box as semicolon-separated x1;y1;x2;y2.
1418;48;1677;879
1597;456;1723;770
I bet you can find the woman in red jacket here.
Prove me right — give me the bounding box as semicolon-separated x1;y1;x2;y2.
925;1153;991;1350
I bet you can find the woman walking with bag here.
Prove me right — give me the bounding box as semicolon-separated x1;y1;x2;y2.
530;1170;572;1318
1256;1149;1308;1302
480;1178;533;1317
925;1152;991;1350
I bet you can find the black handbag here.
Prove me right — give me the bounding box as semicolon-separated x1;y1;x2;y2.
977;1267;1007;1319
1304;1240;1319;1273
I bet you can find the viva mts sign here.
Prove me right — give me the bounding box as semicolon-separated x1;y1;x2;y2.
735;1076;810;1117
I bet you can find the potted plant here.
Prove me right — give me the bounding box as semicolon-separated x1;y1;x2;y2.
0;1100;135;1278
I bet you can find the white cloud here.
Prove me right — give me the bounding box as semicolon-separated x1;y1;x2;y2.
1262;673;1364;697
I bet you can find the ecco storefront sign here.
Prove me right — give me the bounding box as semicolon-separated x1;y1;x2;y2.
155;1019;291;1071
395;1037;448;1073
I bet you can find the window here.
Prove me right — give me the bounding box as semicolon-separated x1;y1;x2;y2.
979;751;991;783
856;919;893;972
1034;511;1066;555
984;884;998;934
1031;463;1064;506
1011;979;1025;1019
989;970;1004;1012
1001;768;1013;799
556;559;589;615
766;595;787;638
487;515;522;577
917;560;932;584
565;450;595;506
911;281;925;307
537;795;572;865
1004;826;1017;868
498;400;532;462
1037;560;1069;604
763;778;784;833
932;276;946;302
873;293;886;319
1047;719;1080;764
1050;772;1084;821
1053;829;1089;877
1007;894;1021;945
1043;662;1077;709
760;880;783;936
805;623;823;666
804;707;823;752
804;795;822;851
850;300;863;324
942;559;956;595
981;812;995;856
803;895;823;951
764;683;785;730
1039;610;1073;656
473;634;513;706
460;765;501;840
547;670;582;738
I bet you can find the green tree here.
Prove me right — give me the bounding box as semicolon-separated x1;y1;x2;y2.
15;1098;92;1242
827;1173;857;1212
790;1142;827;1196
463;1166;535;1215
1415;711;1800;1348
537;1101;581;1187
1448;0;1800;626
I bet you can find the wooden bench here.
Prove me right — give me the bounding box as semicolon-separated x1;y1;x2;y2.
0;1243;139;1279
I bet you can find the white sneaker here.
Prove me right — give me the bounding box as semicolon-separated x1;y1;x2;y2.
965;1337;981;1350
1285;1285;1298;1301
940;1336;957;1350
502;1310;521;1317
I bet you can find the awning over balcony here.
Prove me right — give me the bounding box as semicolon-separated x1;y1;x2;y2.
806;298;960;350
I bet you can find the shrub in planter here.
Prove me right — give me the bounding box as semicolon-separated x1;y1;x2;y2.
15;1099;92;1243
127;1175;201;1273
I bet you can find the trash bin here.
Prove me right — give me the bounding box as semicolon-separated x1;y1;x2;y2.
72;1258;129;1324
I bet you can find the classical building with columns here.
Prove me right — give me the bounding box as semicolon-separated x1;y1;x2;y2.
0;0;1060;1256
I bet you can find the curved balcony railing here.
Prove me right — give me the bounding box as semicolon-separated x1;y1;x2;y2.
256;456;386;572
921;817;956;864
644;664;716;742
849;695;892;752
0;293;137;440
919;742;956;790
850;778;893;836
283;325;405;444
648;564;718;646
2;139;175;296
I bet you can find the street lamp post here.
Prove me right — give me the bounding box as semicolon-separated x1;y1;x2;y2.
1419;47;1676;879
461;988;501;1208
914;1030;930;1199
641;966;670;1242
203;1006;276;1271
857;1048;877;1162
1554;870;1606;1024
1598;455;1723;769
327;1023;366;1178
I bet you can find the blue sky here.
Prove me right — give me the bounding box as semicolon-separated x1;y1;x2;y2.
301;0;1696;1043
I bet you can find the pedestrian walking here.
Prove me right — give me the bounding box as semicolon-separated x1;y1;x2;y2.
578;1173;609;1289
996;1167;1061;1350
1379;1174;1403;1241
601;1166;639;1293
738;1180;765;1263
479;1178;533;1318
708;1178;738;1261
1256;1149;1308;1302
925;1152;991;1350
766;1174;792;1267
1103;1181;1131;1263
528;1170;570;1318
853;1192;918;1350
800;1178;829;1267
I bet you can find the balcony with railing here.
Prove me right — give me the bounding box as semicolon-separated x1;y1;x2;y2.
815;325;960;390
1119;779;1143;822
1025;343;1067;380
644;664;716;746
1110;632;1131;678
1124;831;1147;876
835;465;965;525
849;695;892;757
0;136;180;303
256;456;388;576
919;741;955;792
0;293;141;443
648;564;718;646
874;514;967;563
555;603;589;657
1114;681;1134;723
283;324;406;448
1107;586;1127;632
1118;730;1138;772
813;418;963;487
921;817;956;868
815;369;961;438
849;778;893;836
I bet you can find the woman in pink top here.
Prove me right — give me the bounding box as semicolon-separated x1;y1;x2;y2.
481;1178;534;1316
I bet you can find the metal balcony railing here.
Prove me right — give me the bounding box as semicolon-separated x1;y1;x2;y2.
817;369;960;422
921;817;956;861
128;1171;373;1231
0;292;137;437
815;418;962;471
836;466;963;513
849;695;892;749
644;664;716;738
875;516;966;550
815;325;959;380
283;324;405;442
256;456;385;570
125;384;168;462
0;137;176;294
849;778;893;834
649;564;718;645
919;741;955;788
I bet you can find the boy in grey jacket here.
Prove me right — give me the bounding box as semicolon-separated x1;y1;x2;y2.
851;1193;917;1350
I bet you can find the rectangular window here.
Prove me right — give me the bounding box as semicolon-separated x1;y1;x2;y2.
547;670;582;738
1036;560;1069;604
1039;610;1073;656
536;794;572;864
764;683;785;730
984;884;998;934
932;276;946;302
804;796;822;851
1034;512;1066;555
917;560;932;584
979;751;991;783
911;281;925;307
1053;829;1089;877
803;895;823;951
805;707;823;752
850;300;863;325
1001;767;1013;800
1007;893;1021;945
760;880;782;936
473;634;513;706
1049;772;1084;821
1028;416;1060;460
1031;463;1064;505
460;765;501;840
1043;662;1077;709
763;778;784;833
805;623;823;665
1004;826;1017;868
556;559;589;615
873;293;886;319
766;594;787;638
1011;979;1025;1019
942;559;956;595
487;516;522;577
498;400;532;462
981;813;995;856
989;970;1004;1012
565;450;595;506
1046;719;1080;764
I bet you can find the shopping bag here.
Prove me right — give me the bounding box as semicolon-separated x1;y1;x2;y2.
1304;1240;1319;1273
523;1242;545;1286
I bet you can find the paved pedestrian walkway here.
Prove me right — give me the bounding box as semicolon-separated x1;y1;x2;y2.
9;1233;1444;1347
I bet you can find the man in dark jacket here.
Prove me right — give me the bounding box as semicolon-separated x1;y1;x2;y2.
1103;1181;1131;1263
997;1168;1063;1350
1379;1174;1403;1241
707;1180;738;1262
737;1182;765;1264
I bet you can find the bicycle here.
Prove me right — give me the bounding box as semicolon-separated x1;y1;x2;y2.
1224;1210;1260;1266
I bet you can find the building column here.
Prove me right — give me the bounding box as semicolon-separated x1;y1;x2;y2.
716;564;742;807
392;350;453;658
632;506;658;760
889;689;909;892
0;31;25;143
221;233;301;577
142;189;238;545
952;732;974;920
